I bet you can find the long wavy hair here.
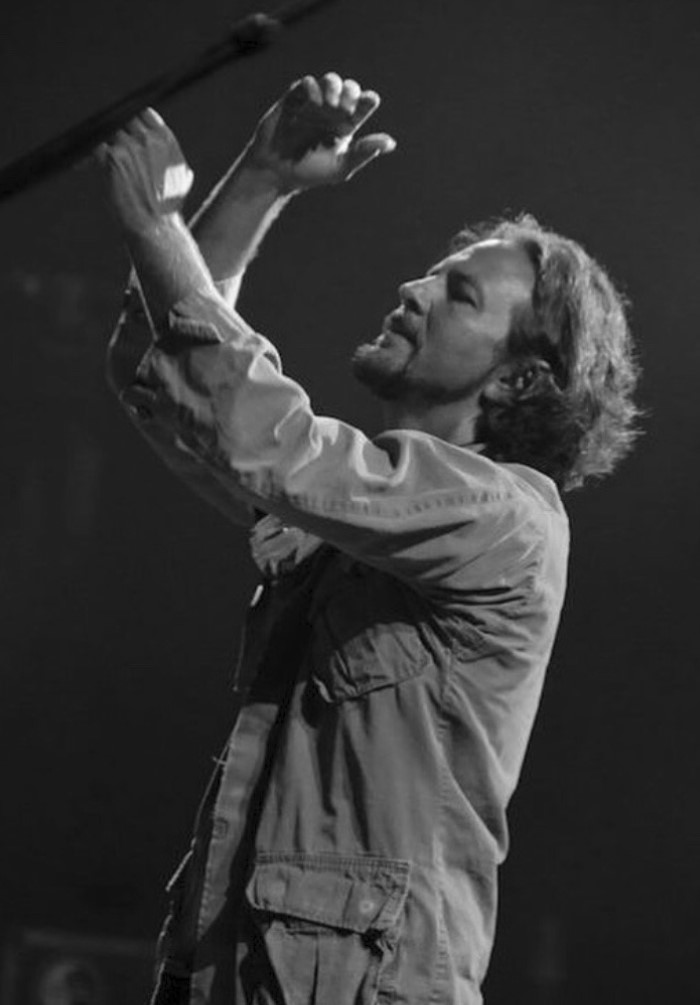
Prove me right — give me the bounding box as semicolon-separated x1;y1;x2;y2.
451;215;642;490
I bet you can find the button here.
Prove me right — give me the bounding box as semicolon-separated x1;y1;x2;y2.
212;817;229;840
358;898;376;916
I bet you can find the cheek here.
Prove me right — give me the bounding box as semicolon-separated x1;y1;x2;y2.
442;321;498;369
430;330;503;389
478;302;516;345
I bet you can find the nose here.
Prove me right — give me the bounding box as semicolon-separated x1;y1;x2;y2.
398;276;435;314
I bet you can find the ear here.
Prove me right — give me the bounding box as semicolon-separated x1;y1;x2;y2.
483;358;554;404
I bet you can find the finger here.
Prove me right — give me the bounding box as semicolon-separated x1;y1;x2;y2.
94;141;112;166
345;133;397;179
133;109;170;141
321;71;343;107
102;126;135;151
351;90;381;130
339;78;361;114
120;117;149;142
92;139;131;180
141;107;166;128
287;76;322;108
302;75;323;105
120;109;168;144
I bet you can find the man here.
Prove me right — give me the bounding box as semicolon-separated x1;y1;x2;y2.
100;74;640;1005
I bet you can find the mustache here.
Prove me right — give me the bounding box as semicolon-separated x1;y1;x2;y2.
383;309;418;344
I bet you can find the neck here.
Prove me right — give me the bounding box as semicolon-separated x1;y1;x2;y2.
381;397;481;446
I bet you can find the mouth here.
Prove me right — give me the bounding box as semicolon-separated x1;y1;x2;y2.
382;310;418;345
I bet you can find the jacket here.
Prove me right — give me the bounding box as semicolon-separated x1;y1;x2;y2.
107;281;570;1005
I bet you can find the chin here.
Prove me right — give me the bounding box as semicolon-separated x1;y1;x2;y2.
351;346;410;401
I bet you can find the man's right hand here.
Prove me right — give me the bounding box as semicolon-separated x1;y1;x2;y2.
243;73;396;194
97;109;194;236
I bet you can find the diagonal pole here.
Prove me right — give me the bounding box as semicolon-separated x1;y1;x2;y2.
0;0;339;203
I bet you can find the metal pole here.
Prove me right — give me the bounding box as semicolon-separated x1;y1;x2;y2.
0;0;339;203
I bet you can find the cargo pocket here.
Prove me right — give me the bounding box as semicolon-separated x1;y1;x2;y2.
244;852;411;1005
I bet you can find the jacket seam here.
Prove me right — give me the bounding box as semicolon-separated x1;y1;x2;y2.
428;647;453;1005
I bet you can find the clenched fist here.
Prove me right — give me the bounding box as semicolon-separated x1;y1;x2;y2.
243;73;396;193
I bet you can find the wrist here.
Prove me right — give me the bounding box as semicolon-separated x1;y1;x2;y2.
237;145;300;198
120;208;186;243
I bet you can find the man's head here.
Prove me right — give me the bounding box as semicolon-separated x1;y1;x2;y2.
353;238;536;406
352;214;641;490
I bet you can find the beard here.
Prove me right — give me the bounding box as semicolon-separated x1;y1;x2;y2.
351;338;482;406
351;339;416;401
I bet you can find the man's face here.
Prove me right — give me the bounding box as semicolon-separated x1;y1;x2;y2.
352;239;537;405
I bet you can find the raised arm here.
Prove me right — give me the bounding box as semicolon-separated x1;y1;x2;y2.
98;82;560;593
102;76;395;528
103;75;395;342
188;73;396;308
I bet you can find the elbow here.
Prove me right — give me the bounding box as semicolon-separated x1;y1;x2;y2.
105;309;152;398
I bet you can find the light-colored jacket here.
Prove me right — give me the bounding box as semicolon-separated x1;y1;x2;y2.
108;283;569;1005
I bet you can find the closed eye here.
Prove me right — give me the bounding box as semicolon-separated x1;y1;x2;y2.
447;271;478;306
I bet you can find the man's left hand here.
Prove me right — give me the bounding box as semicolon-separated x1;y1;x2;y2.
243;74;397;194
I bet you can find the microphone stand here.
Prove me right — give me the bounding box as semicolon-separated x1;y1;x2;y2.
0;0;338;203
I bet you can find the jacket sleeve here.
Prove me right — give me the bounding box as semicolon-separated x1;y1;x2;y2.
107;277;255;529
118;285;567;593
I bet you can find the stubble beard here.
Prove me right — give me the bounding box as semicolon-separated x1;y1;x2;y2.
350;340;415;401
351;341;483;407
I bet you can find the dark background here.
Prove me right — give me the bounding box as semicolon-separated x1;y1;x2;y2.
0;1;698;1001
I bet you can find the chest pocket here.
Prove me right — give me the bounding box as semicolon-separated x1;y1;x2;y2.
307;556;438;703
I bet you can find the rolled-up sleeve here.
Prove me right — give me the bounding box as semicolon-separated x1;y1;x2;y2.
107;278;255;528
115;285;567;593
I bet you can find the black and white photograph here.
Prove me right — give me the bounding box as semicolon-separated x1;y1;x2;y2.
0;1;697;1002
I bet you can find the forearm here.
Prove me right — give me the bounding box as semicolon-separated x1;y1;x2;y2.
123;214;217;323
102;75;393;317
189;153;294;307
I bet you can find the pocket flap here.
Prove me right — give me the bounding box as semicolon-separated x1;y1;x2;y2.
246;853;411;934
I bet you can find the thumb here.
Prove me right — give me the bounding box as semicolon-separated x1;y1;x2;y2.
345;133;397;179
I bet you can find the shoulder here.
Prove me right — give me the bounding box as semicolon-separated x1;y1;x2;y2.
378;428;567;521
